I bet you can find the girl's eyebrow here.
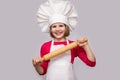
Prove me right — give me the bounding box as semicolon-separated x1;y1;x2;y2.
51;25;56;27
59;25;64;26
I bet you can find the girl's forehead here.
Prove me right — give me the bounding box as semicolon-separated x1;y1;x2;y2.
52;22;65;26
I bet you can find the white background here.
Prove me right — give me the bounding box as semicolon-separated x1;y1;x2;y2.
0;0;120;80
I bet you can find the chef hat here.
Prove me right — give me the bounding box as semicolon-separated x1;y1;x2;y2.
37;0;78;32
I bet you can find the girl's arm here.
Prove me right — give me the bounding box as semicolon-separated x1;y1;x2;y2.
32;57;44;74
77;37;96;62
82;43;96;62
32;41;50;75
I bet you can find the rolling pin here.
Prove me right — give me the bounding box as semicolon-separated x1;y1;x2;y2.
38;39;87;63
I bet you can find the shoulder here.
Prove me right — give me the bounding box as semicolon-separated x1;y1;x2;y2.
41;40;52;48
40;40;52;56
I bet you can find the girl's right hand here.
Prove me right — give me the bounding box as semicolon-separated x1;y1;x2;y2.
32;57;42;66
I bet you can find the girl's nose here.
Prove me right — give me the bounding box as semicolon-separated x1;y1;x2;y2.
56;26;60;30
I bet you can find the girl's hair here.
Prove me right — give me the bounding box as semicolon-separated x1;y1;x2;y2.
49;24;70;38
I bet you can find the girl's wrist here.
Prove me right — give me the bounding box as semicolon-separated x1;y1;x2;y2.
82;42;89;49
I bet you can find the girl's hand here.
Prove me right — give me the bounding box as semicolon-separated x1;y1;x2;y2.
77;37;88;47
32;57;44;74
32;57;42;67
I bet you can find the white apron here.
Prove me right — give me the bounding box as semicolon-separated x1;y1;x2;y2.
46;40;75;80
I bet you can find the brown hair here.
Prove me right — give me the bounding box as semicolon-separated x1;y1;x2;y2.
49;24;70;38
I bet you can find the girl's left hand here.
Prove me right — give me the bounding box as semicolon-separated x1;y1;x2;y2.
77;37;88;47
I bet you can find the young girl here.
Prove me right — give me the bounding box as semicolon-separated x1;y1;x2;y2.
32;22;96;80
32;0;96;80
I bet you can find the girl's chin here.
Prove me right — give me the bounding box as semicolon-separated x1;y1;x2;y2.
54;34;64;38
54;35;64;39
55;36;63;39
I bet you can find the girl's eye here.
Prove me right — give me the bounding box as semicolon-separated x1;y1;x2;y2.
52;25;56;28
59;25;64;27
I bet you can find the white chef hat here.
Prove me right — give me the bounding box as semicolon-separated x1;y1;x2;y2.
37;0;78;33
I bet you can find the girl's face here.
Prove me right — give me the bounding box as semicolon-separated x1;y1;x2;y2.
50;23;66;41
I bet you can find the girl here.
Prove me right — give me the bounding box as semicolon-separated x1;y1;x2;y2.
32;0;96;80
32;22;96;80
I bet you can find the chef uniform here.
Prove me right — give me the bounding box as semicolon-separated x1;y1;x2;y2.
46;40;75;80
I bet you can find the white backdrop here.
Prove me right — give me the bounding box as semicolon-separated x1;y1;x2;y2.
0;0;120;80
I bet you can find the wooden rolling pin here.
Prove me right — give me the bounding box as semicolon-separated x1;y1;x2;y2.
38;39;87;63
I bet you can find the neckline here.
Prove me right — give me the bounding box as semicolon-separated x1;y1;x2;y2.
52;40;69;45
